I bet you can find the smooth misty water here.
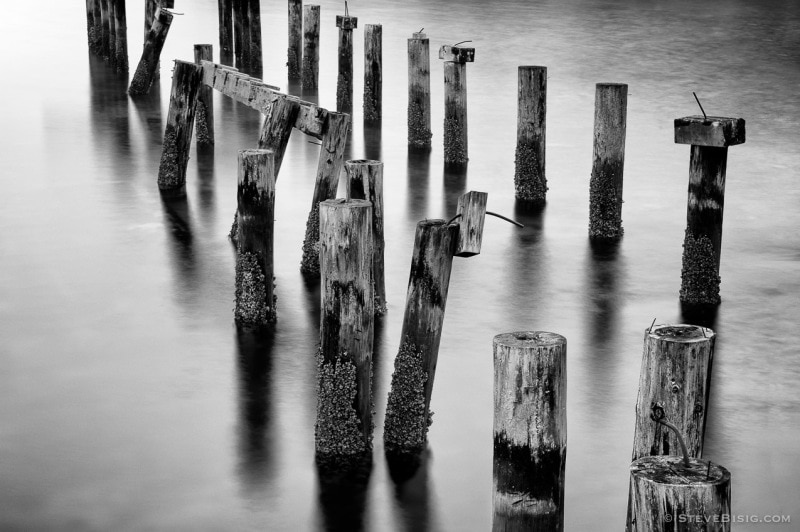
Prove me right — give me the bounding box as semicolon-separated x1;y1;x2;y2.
1;0;799;530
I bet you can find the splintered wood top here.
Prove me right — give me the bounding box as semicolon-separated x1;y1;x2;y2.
494;331;566;348
648;324;714;342
631;456;730;486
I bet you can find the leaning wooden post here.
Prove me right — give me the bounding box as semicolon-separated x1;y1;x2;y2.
515;66;547;205
248;0;263;77
157;60;204;195
257;97;300;175
300;112;351;276
408;31;432;148
112;0;128;72
287;0;303;79
383;219;458;454
363;24;382;121
194;44;215;146
675;115;745;305
128;8;174;96
439;44;475;165
589;83;628;239
493;332;567;531
316;199;375;457
218;0;234;65
235;149;277;327
345;160;386;315
336;15;358;113
632;324;715;461
301;5;321;89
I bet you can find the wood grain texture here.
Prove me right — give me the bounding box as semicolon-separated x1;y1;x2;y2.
129;9;173;95
287;0;303;79
443;62;468;164
408;34;432;148
363;24;382;121
515;66;547;204
455;191;488;257
301;5;320;89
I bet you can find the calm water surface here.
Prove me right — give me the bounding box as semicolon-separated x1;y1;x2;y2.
1;0;799;530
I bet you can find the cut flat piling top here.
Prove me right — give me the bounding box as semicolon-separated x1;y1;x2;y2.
674;115;745;147
494;331;566;348
647;324;715;343
410;32;427;40
438;45;475;63
336;16;358;29
631;456;729;486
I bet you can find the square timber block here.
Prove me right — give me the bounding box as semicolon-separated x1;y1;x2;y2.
455;191;488;257
336;16;358;30
438;45;475;63
674;116;745;147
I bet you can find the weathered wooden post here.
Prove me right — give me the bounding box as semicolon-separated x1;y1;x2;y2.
632;324;715;461
86;0;100;53
107;0;117;67
363;24;382;121
248;0;263;77
301;5;321;90
257;97;300;174
99;0;111;60
454;191;487;257
383;219;458;454
675;114;745;305
408;31;431;149
515;66;547;205
439;44;475;165
336;14;358;113
157;60;204;195
493;332;567;531
345;160;386;315
232;0;244;69
589;83;628;239
316;199;374;457
235;149;277;327
129;8;174;96
218;0;234;65
300;112;351;275
287;0;303;79
112;0;128;72
194;44;215;146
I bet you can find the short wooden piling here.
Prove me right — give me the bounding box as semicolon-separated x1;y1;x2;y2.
301;5;321;90
363;24;382;121
194;44;215;145
129;8;174;96
300;112;351;275
248;0;263;77
345;160;386;315
287;0;303;79
157;60;204;194
455;191;488;257
112;0;128;72
408;32;431;148
589;83;628;239
383;219;458;454
675;115;745;305
632;324;715;461
493;332;567;531
235;149;277;327
336;15;358;113
316;199;374;456
218;0;234;65
629;456;730;531
440;45;475;165
515;66;547;204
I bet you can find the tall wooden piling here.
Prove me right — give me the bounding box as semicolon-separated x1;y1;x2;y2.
193;45;215;146
675;115;745;305
112;0;128;72
218;0;234;65
632;324;715;461
345;160;386;315
129;8;174;96
99;0;111;60
157;60;204;194
493;332;567;531
107;0;117;68
589;83;628;239
408;32;432;148
301;5;321;90
629;456;730;531
515;66;547;204
300;112;351;275
440;45;475;165
336;15;358;113
384;219;458;453
235;149;277;327
248;0;263;77
316;199;375;456
363;24;382;121
287;0;303;79
232;0;244;69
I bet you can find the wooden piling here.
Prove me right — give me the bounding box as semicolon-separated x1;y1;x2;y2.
235;149;277;327
157;60;204;194
193;45;215;146
675;115;745;305
629;456;730;531
301;5;321;90
345;160;386;315
455;191;488;257
86;0;100;53
408;32;431;148
218;0;234;65
107;0;117;67
515;66;547;204
232;0;244;69
336;16;358;113
112;0;128;72
99;0;111;60
316;199;374;456
363;24;382;121
257;97;300;174
300;112;351;275
632;324;715;461
439;45;475;165
383;219;458;454
129;8;174;96
589;83;628;239
248;0;263;77
287;0;303;79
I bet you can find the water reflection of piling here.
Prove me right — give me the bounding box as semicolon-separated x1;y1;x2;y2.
586;239;623;353
195;144;216;222
315;454;372;532
406;150;431;221
160;194;199;309
387;449;435;532
363;121;382;161
442;164;467;218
